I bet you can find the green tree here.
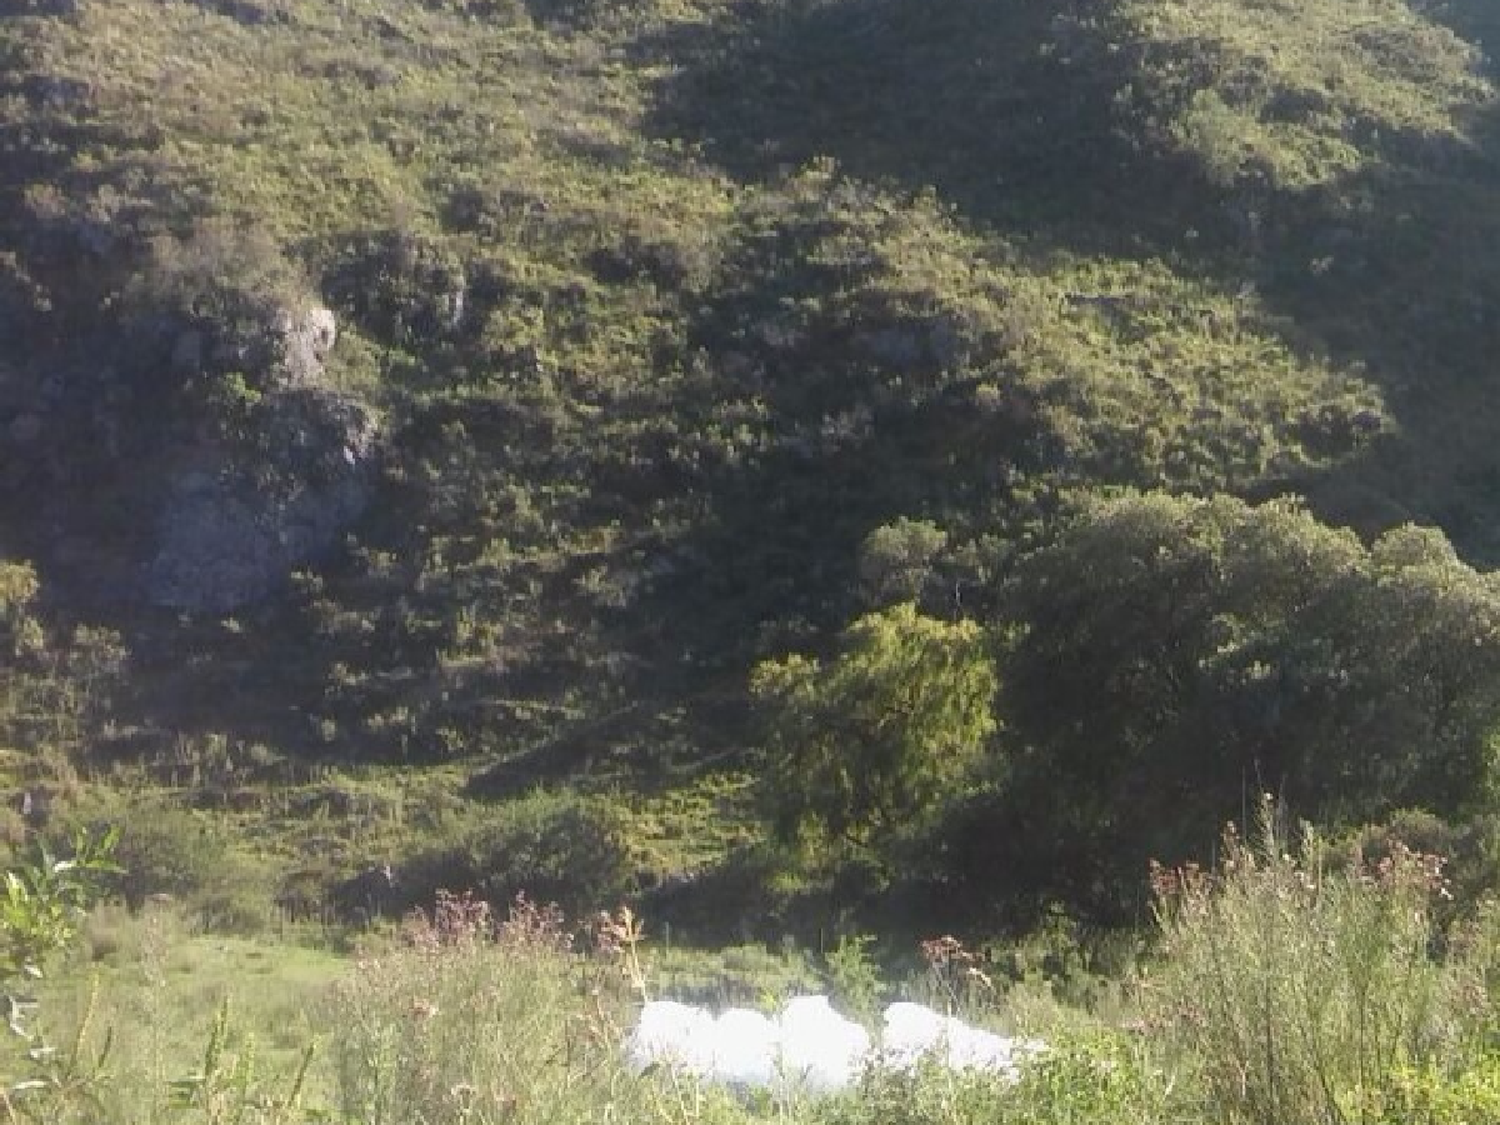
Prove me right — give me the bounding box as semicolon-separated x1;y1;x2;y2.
857;518;948;608
988;492;1500;912
752;603;998;850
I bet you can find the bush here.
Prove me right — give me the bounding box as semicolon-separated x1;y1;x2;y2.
1142;804;1483;1125
857;520;948;608
753;604;997;852
89;802;275;932
999;1032;1189;1125
134;219;310;328
814;1030;1183;1125
403;791;637;918
1360;1054;1500;1124
814;1059;1012;1125
327;893;722;1125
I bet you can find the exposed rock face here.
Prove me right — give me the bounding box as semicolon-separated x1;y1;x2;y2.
144;305;380;613
172;303;339;390
0;296;376;612
269;305;337;387
146;387;378;613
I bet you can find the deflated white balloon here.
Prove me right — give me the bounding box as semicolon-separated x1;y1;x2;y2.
625;994;1045;1094
880;1001;1047;1076
946;1022;1015;1071
713;1008;781;1088
880;1001;950;1068
777;995;873;1092
628;1000;718;1075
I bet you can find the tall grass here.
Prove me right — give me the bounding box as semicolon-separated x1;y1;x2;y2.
1142;804;1493;1125
24;817;1500;1125
328;892;618;1125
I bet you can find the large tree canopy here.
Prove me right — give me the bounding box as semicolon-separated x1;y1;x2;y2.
992;493;1500;897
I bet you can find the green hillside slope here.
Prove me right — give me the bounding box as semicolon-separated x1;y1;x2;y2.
2;0;1500;934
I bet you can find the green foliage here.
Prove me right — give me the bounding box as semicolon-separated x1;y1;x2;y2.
857;519;949;609
96;802;275;933
1113;0;1490;191
166;999;316;1125
821;933;885;1022
1363;1054;1500;1124
0;829;118;986
813;1059;1012;1125
753;604;997;849
0;562;125;794
994;492;1500;908
1338;809;1500;917
4;0;1500;950
327;894;627;1125
405;790;637;917
0;564;44;663
814;1031;1185;1125
1143;805;1484;1125
997;1032;1189;1125
28;906;347;1125
135;220;312;328
0;830;120;1119
634;939;823;1009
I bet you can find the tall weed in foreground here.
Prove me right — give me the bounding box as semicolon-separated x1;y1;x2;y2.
329;892;693;1125
815;1030;1189;1125
0;829;120;1122
1142;803;1479;1125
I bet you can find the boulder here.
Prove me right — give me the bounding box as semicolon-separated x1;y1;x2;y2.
268;306;337;387
144;389;378;612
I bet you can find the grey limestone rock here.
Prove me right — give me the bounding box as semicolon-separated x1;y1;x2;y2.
8;413;42;445
144;303;377;613
145;406;376;612
268;305;337;387
146;468;370;613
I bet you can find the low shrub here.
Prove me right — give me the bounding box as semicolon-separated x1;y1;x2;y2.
1359;1054;1500;1124
1142;804;1483;1125
93;802;276;933
327;893;655;1125
814;1030;1184;1125
401;790;637;918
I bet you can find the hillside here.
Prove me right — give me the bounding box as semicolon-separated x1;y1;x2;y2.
3;0;1500;937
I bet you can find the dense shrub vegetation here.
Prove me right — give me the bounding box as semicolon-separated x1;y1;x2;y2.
6;1;1500;1114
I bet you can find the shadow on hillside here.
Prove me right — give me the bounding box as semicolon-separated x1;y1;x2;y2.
639;0;1233;258
1246;6;1500;557
643;0;1500;561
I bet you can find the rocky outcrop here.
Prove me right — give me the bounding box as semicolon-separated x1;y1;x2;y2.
0;286;379;612
170;302;339;391
145;304;380;613
145;402;378;612
270;305;338;386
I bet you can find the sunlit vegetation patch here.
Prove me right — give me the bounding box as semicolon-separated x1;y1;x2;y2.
2;0;1500;954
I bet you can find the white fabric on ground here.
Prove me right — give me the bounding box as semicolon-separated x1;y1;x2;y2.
626;995;1047;1093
